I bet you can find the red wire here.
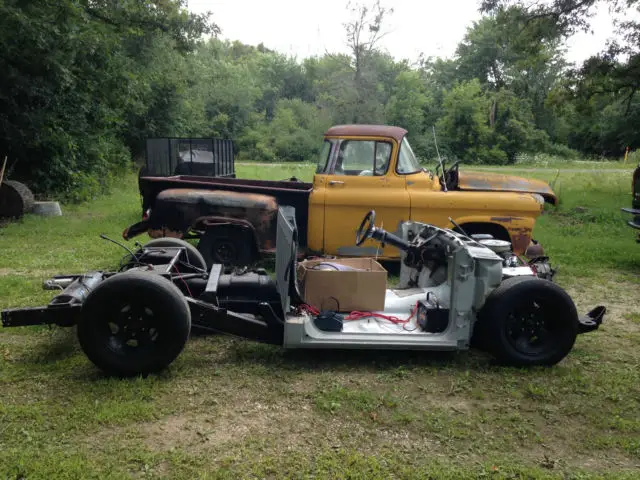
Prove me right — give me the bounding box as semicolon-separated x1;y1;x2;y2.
173;265;193;297
299;302;419;325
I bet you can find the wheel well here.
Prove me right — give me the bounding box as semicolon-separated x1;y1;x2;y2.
197;223;260;267
456;222;511;242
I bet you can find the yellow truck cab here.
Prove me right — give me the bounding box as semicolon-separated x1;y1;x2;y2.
307;125;557;260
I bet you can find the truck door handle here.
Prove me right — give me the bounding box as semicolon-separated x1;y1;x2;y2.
328;180;345;186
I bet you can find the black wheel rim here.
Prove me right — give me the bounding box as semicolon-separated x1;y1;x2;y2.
505;299;563;357
98;301;163;354
214;241;236;263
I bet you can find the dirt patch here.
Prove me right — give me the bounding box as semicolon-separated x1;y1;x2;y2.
565;276;640;333
139;399;317;454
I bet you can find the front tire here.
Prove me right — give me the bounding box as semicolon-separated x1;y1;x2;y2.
77;271;191;376
478;277;579;367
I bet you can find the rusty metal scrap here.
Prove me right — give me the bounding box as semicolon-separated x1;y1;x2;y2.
508;227;533;255
490;216;524;223
145;189;278;251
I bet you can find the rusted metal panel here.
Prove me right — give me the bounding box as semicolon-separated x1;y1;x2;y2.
144;189;278;251
324;125;407;143
138;175;312;248
148;227;184;239
508;226;533;255
457;172;558;205
490;216;523;223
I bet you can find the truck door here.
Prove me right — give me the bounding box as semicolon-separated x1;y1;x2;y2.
322;137;410;258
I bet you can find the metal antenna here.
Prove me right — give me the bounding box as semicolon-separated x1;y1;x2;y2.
432;126;447;192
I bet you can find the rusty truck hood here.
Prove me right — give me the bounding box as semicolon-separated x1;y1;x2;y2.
457;171;557;205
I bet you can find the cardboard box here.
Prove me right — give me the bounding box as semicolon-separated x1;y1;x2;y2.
297;258;387;312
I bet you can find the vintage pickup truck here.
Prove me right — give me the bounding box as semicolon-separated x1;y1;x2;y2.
124;125;558;266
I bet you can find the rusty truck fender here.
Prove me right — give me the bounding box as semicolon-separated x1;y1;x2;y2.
123;188;279;264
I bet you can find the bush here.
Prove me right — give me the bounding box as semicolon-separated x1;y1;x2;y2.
238;99;332;162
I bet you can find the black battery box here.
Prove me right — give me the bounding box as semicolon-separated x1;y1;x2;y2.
416;298;449;333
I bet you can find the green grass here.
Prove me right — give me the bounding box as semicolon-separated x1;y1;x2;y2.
1;165;639;478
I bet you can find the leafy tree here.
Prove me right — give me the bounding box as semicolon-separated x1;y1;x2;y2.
436;80;496;163
455;8;567;135
0;0;214;199
481;0;640;154
239;99;332;162
385;71;429;139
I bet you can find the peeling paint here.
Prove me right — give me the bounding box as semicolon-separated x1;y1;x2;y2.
508;227;533;255
458;172;558;205
490;216;524;223
148;228;184;239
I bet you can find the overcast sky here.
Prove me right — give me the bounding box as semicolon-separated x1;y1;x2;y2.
187;0;635;66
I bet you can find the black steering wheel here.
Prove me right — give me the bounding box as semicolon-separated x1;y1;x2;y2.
444;160;461;177
441;160;461;190
355;210;376;246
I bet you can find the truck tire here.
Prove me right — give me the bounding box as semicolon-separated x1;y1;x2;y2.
477;276;578;367
77;271;191;376
0;180;35;218
143;238;207;272
198;224;259;267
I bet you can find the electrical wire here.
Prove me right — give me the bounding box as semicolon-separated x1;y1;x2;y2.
345;301;419;325
173;264;193;297
99;233;140;262
177;259;208;274
298;302;420;327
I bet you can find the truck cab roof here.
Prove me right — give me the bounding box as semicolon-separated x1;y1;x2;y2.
324;125;408;143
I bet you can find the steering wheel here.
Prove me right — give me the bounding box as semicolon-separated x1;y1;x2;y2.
355;210;376;246
441;160;461;191
444;160;461;177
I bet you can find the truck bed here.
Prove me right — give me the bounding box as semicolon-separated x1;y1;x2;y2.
138;175;313;247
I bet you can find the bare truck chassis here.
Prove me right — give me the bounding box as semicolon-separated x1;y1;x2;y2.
1;208;606;377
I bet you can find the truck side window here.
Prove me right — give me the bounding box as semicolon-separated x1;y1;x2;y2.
315;140;333;173
397;137;422;174
333;140;391;176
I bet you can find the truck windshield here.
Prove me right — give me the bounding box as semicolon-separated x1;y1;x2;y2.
397;137;422;175
316;140;333;173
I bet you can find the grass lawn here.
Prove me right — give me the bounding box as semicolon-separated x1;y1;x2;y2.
0;164;639;479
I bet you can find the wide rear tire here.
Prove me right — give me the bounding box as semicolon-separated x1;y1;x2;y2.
77;271;191;376
478;277;579;367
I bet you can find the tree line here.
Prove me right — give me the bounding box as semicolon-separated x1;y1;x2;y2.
0;0;638;200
